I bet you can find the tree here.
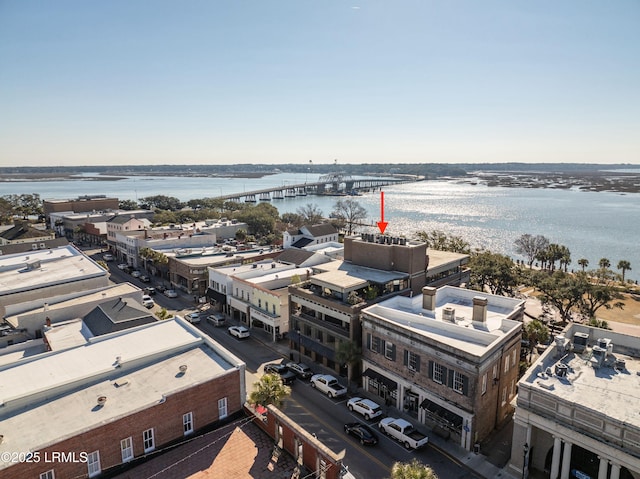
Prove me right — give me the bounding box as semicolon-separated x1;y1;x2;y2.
578;270;624;320
514;234;549;268
331;198;367;235
236;203;279;237
617;260;632;282
155;307;173;321
297;203;324;225
523;319;550;359
415;230;470;254
468;251;519;296
528;270;585;323
119;199;139;210
334;340;362;387
5;193;43;219
139;195;184;211
598;258;611;270
390;459;438;479
0;197;13;224
578;258;589;271
248;373;291;408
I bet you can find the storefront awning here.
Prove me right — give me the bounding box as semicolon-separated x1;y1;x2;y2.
362;369;398;391
420;398;463;428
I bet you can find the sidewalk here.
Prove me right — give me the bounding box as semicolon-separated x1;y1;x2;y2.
250;329;520;479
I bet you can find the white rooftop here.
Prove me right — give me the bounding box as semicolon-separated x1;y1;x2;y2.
521;325;640;429
310;261;408;291
0;319;243;466
363;286;524;357
0;245;106;296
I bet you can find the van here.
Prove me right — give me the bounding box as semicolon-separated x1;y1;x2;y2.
207;313;226;326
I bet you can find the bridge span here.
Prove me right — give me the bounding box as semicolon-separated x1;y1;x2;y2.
218;175;421;203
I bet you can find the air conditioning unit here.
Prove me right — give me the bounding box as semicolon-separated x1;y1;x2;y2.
442;307;455;322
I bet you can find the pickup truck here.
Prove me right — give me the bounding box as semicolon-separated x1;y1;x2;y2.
310;374;347;398
378;417;429;449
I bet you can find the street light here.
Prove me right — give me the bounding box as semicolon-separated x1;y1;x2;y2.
522;442;529;479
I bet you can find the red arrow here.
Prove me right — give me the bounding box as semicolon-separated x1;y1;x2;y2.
377;191;388;234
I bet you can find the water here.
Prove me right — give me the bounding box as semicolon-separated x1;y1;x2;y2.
2;173;638;281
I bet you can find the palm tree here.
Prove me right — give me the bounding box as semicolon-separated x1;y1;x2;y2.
524;319;550;360
578;258;589;271
617;260;632;282
599;258;611;269
390;459;438;479
249;373;291;408
155;307;173;321
335;340;362;388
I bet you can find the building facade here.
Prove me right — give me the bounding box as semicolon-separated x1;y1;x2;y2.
510;324;640;479
361;286;525;451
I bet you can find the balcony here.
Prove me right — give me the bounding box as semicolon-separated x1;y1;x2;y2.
292;311;350;338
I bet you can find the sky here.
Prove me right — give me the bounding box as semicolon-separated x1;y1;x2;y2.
0;1;639;167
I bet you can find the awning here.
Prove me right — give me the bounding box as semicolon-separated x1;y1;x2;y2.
362;369;398;391
206;288;226;305
420;398;463;428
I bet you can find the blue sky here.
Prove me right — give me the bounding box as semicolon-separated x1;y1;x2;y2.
1;1;638;167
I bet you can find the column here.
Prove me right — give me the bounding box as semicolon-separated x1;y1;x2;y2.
550;437;562;479
597;456;609;479
610;464;621;479
560;441;572;479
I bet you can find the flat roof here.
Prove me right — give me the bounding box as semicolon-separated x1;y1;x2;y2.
309;260;407;291
521;325;640;429
363;286;523;357
0;245;106;296
44;318;94;350
0;319;242;466
428;249;469;269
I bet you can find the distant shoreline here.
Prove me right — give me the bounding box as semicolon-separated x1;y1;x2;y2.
0;172;270;182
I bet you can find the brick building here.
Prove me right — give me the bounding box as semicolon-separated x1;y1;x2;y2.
43;195;119;218
0;318;246;479
361;285;525;451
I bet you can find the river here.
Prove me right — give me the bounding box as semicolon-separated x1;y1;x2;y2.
2;172;638;281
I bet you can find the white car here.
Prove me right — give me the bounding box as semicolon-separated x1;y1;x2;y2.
163;289;178;298
207;313;226;326
185;312;201;324
228;326;250;339
347;397;383;420
117;263;128;270
131;270;142;278
102;253;114;261
141;295;155;309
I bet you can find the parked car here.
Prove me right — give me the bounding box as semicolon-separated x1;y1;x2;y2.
131;270;141;278
207;313;226;326
117;263;128;270
310;374;347;398
285;362;314;380
228;325;250;339
102;254;114;261
378;417;429;450
347;397;383;420
344;422;378;446
184;312;201;324
163;289;178;298
143;287;156;295
141;295;155;309
140;275;150;283
264;363;297;385
155;284;167;293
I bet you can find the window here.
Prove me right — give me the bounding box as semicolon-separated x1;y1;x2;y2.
272;304;276;314
40;471;55;479
183;412;194;435
433;363;445;384
512;349;517;368
372;336;382;353
143;428;155;453
258;299;262;308
453;371;464;394
504;357;509;373
481;373;487;395
384;342;395;360
501;387;507;406
87;451;101;477
120;437;133;463
510;379;516;398
407;351;420;372
493;364;498;379
218;397;228;419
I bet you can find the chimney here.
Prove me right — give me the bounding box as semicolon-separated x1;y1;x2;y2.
45;317;52;327
472;296;488;323
421;286;437;311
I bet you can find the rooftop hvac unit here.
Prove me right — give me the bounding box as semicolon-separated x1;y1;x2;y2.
572;332;589;353
442;307;455;322
590;346;606;369
615;358;626;371
555;363;568;377
597;338;613;356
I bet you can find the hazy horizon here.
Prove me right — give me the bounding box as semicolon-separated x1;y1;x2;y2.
1;1;638;167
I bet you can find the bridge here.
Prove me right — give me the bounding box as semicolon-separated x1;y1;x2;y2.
217;174;422;203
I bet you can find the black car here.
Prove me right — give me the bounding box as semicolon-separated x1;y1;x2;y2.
344;422;378;446
264;363;297;385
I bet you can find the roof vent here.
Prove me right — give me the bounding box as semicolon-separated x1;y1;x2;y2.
97;396;107;406
615;358;626;371
555;363;568;378
442;307;455;322
179;364;188;373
